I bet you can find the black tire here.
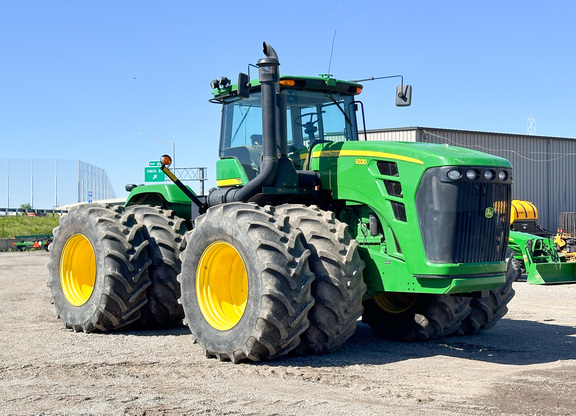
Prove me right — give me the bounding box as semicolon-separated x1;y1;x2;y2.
47;204;152;332
178;203;315;363
275;204;366;354
126;205;188;328
511;257;523;281
362;292;472;341
456;249;516;335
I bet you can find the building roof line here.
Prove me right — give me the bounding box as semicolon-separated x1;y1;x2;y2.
366;126;575;141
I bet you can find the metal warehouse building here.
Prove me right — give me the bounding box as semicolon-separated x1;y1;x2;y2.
364;127;576;232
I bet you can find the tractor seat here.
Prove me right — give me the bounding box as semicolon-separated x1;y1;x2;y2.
251;134;263;146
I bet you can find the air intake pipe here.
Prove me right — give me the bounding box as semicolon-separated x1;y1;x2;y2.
207;42;280;207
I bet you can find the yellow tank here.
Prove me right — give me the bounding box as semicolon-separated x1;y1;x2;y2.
510;200;538;225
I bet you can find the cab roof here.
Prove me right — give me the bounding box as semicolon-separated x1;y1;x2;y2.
210;75;363;103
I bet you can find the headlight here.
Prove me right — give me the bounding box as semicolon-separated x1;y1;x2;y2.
440;166;511;183
466;169;478;180
447;169;462;180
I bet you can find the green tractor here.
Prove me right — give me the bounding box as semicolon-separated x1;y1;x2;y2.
507;199;576;285
48;42;515;362
508;230;576;284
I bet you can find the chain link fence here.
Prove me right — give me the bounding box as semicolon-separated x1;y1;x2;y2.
0;158;116;213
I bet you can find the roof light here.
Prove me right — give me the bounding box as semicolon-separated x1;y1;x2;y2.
280;79;296;86
218;77;231;88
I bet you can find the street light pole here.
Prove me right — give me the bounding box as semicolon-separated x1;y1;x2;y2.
138;133;176;170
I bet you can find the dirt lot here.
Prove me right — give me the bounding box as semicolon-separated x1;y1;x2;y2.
1;251;575;416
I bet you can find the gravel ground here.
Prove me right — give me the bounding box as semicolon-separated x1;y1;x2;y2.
1;251;575;416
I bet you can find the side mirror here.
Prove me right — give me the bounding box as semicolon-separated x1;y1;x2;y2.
238;73;250;98
396;85;412;106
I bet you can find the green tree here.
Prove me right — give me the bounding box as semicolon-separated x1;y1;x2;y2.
20;203;32;216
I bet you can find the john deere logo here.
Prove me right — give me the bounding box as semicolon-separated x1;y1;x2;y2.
485;207;494;218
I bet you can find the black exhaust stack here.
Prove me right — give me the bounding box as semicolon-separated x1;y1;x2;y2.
207;42;281;206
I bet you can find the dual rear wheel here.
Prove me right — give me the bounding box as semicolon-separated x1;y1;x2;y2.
48;204;187;332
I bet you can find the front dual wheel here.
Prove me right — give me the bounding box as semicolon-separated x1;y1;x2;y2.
362;250;516;340
178;203;315;363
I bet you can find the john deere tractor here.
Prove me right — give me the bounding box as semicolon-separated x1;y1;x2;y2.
508;200;576;285
48;42;515;362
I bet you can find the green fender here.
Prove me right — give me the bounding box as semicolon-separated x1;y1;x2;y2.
125;184;196;221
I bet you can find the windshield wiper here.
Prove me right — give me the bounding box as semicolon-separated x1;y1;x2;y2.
326;93;353;127
231;105;252;143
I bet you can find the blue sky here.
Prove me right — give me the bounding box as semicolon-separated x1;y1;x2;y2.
1;1;574;207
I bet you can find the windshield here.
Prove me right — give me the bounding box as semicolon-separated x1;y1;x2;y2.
285;89;358;151
219;89;358;160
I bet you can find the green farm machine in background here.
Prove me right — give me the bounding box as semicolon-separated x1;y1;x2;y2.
48;43;515;362
508;200;576;285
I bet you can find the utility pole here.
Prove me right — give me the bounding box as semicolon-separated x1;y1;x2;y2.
30;159;34;209
5;158;8;215
54;159;58;208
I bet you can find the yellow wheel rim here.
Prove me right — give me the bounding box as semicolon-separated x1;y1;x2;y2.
374;292;418;314
196;241;248;331
60;234;96;306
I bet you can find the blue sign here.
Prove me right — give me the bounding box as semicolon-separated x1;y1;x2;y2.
88;190;93;203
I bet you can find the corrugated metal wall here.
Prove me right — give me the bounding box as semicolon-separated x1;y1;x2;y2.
364;127;576;232
361;128;418;142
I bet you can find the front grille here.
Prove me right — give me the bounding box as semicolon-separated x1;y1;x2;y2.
416;168;511;264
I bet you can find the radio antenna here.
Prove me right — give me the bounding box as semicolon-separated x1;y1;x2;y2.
327;30;337;75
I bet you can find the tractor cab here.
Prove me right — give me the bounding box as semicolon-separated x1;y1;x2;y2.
214;76;362;183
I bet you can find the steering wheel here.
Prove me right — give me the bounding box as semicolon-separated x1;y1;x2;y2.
294;113;319;141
